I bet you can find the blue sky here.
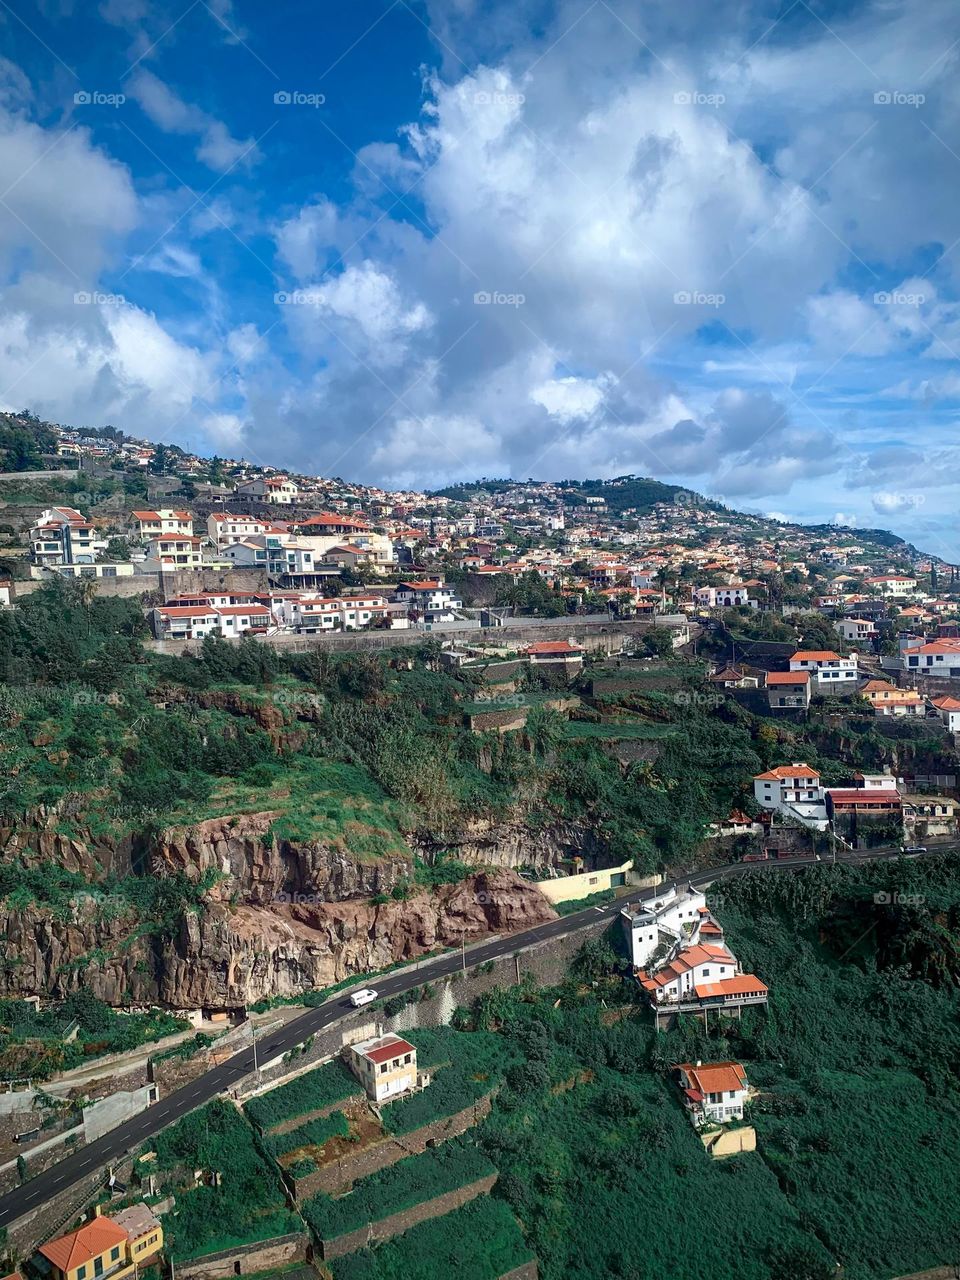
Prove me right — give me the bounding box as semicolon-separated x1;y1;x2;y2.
0;0;959;555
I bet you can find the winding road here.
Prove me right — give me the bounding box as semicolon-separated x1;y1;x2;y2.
0;839;954;1231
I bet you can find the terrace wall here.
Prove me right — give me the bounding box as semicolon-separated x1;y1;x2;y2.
176;1230;310;1280
317;1171;498;1259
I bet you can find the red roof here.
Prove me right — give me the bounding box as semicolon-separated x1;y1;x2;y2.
693;975;768;999
526;640;584;655
766;671;810;685
359;1035;416;1065
677;1060;748;1095
827;789;901;805
39;1218;129;1272
791;650;843;662
754;764;820;781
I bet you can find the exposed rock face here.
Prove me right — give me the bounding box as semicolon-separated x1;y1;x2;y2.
151;814;411;905
0;870;556;1009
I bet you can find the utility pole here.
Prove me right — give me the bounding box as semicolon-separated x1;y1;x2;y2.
461;929;467;976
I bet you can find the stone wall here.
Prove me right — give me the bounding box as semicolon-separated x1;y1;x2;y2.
176;1231;310;1280
288;1091;496;1199
501;1264;539;1280
317;1171;498;1259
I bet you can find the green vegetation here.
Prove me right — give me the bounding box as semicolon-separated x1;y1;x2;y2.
327;1196;533;1280
147;1100;299;1260
303;1142;494;1239
0;990;187;1081
381;1026;518;1135
245;1058;359;1131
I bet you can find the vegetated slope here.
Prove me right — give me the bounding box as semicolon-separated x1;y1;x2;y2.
446;858;960;1280
0;579;765;1007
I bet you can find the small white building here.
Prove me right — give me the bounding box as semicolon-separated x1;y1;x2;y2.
346;1034;419;1103
207;513;271;548
676;1061;750;1127
129;509;194;540
694;584;758;609
753;763;823;809
393;579;462;622
621;885;707;969
931;695;960;732
142;535;205;571
836;617;878;644
789;650;858;685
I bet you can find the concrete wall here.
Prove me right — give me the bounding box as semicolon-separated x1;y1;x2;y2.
701;1126;757;1158
176;1231;310;1280
318;1171;498;1259
533;861;645;905
82;1083;158;1142
288;1091;497;1200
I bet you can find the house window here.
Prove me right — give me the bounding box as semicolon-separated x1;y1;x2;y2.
111;1248;121;1262
78;1268;87;1279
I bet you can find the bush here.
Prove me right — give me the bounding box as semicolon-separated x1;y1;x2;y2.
245;1058;359;1131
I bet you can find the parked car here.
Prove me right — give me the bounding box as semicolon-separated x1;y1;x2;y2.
901;844;927;854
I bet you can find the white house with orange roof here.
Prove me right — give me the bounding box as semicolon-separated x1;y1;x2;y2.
393;578;462;621
753;763;823;809
236;475;299;504
902;639;960;678
620;884;707;968
788;650;858;685
836;617;878;644
128;508;193;540
930;695;960;733
865;573;917;597
207;512;271;548
142;534;204;571
675;1060;750;1126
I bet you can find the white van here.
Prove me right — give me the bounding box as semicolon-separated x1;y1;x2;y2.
350;988;378;1008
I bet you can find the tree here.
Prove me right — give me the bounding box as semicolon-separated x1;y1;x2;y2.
149;443;170;475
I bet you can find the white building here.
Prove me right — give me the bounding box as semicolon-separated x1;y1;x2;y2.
788;650;858;685
393;579;462;622
142;535;205;571
128;509;194;540
235;476;299;505
865;574;917;597
280;593;390;633
30;507;105;567
836;618;877;644
676;1061;750;1127
931;695;960;732
621;884;707;969
207;513;271;548
346;1034;418;1103
902;641;960;678
694;584;758;609
753;763;824;809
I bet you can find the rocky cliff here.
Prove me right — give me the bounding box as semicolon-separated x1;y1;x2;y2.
0;868;556;1009
0;802;570;1008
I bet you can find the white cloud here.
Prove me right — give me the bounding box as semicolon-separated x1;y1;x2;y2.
128;69;258;172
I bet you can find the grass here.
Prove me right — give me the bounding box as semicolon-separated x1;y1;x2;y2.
562;720;678;740
245;1058;360;1131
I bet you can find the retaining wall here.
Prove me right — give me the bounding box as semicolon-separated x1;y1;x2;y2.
288;1090;496;1200
176;1230;310;1280
317;1171;498;1259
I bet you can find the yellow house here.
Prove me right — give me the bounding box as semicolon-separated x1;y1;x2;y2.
37;1205;163;1280
347;1034;419;1103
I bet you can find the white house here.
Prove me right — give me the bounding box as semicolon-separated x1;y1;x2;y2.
836;617;877;644
393;579;462;622
620;885;707;969
676;1061;750;1127
30;508;105;567
865;574;917;597
129;509;194;540
694;584;758;609
753;763;823;809
789;650;858;685
931;695;960;732
282;594;389;633
142;535;204;571
346;1034;419;1103
151;603;272;639
207;513;271;548
235;476;299;505
902;641;960;678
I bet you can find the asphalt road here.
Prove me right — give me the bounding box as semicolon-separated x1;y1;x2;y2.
0;838;955;1230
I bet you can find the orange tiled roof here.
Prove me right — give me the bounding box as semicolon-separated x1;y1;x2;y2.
677;1060;748;1095
39;1218;129;1272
